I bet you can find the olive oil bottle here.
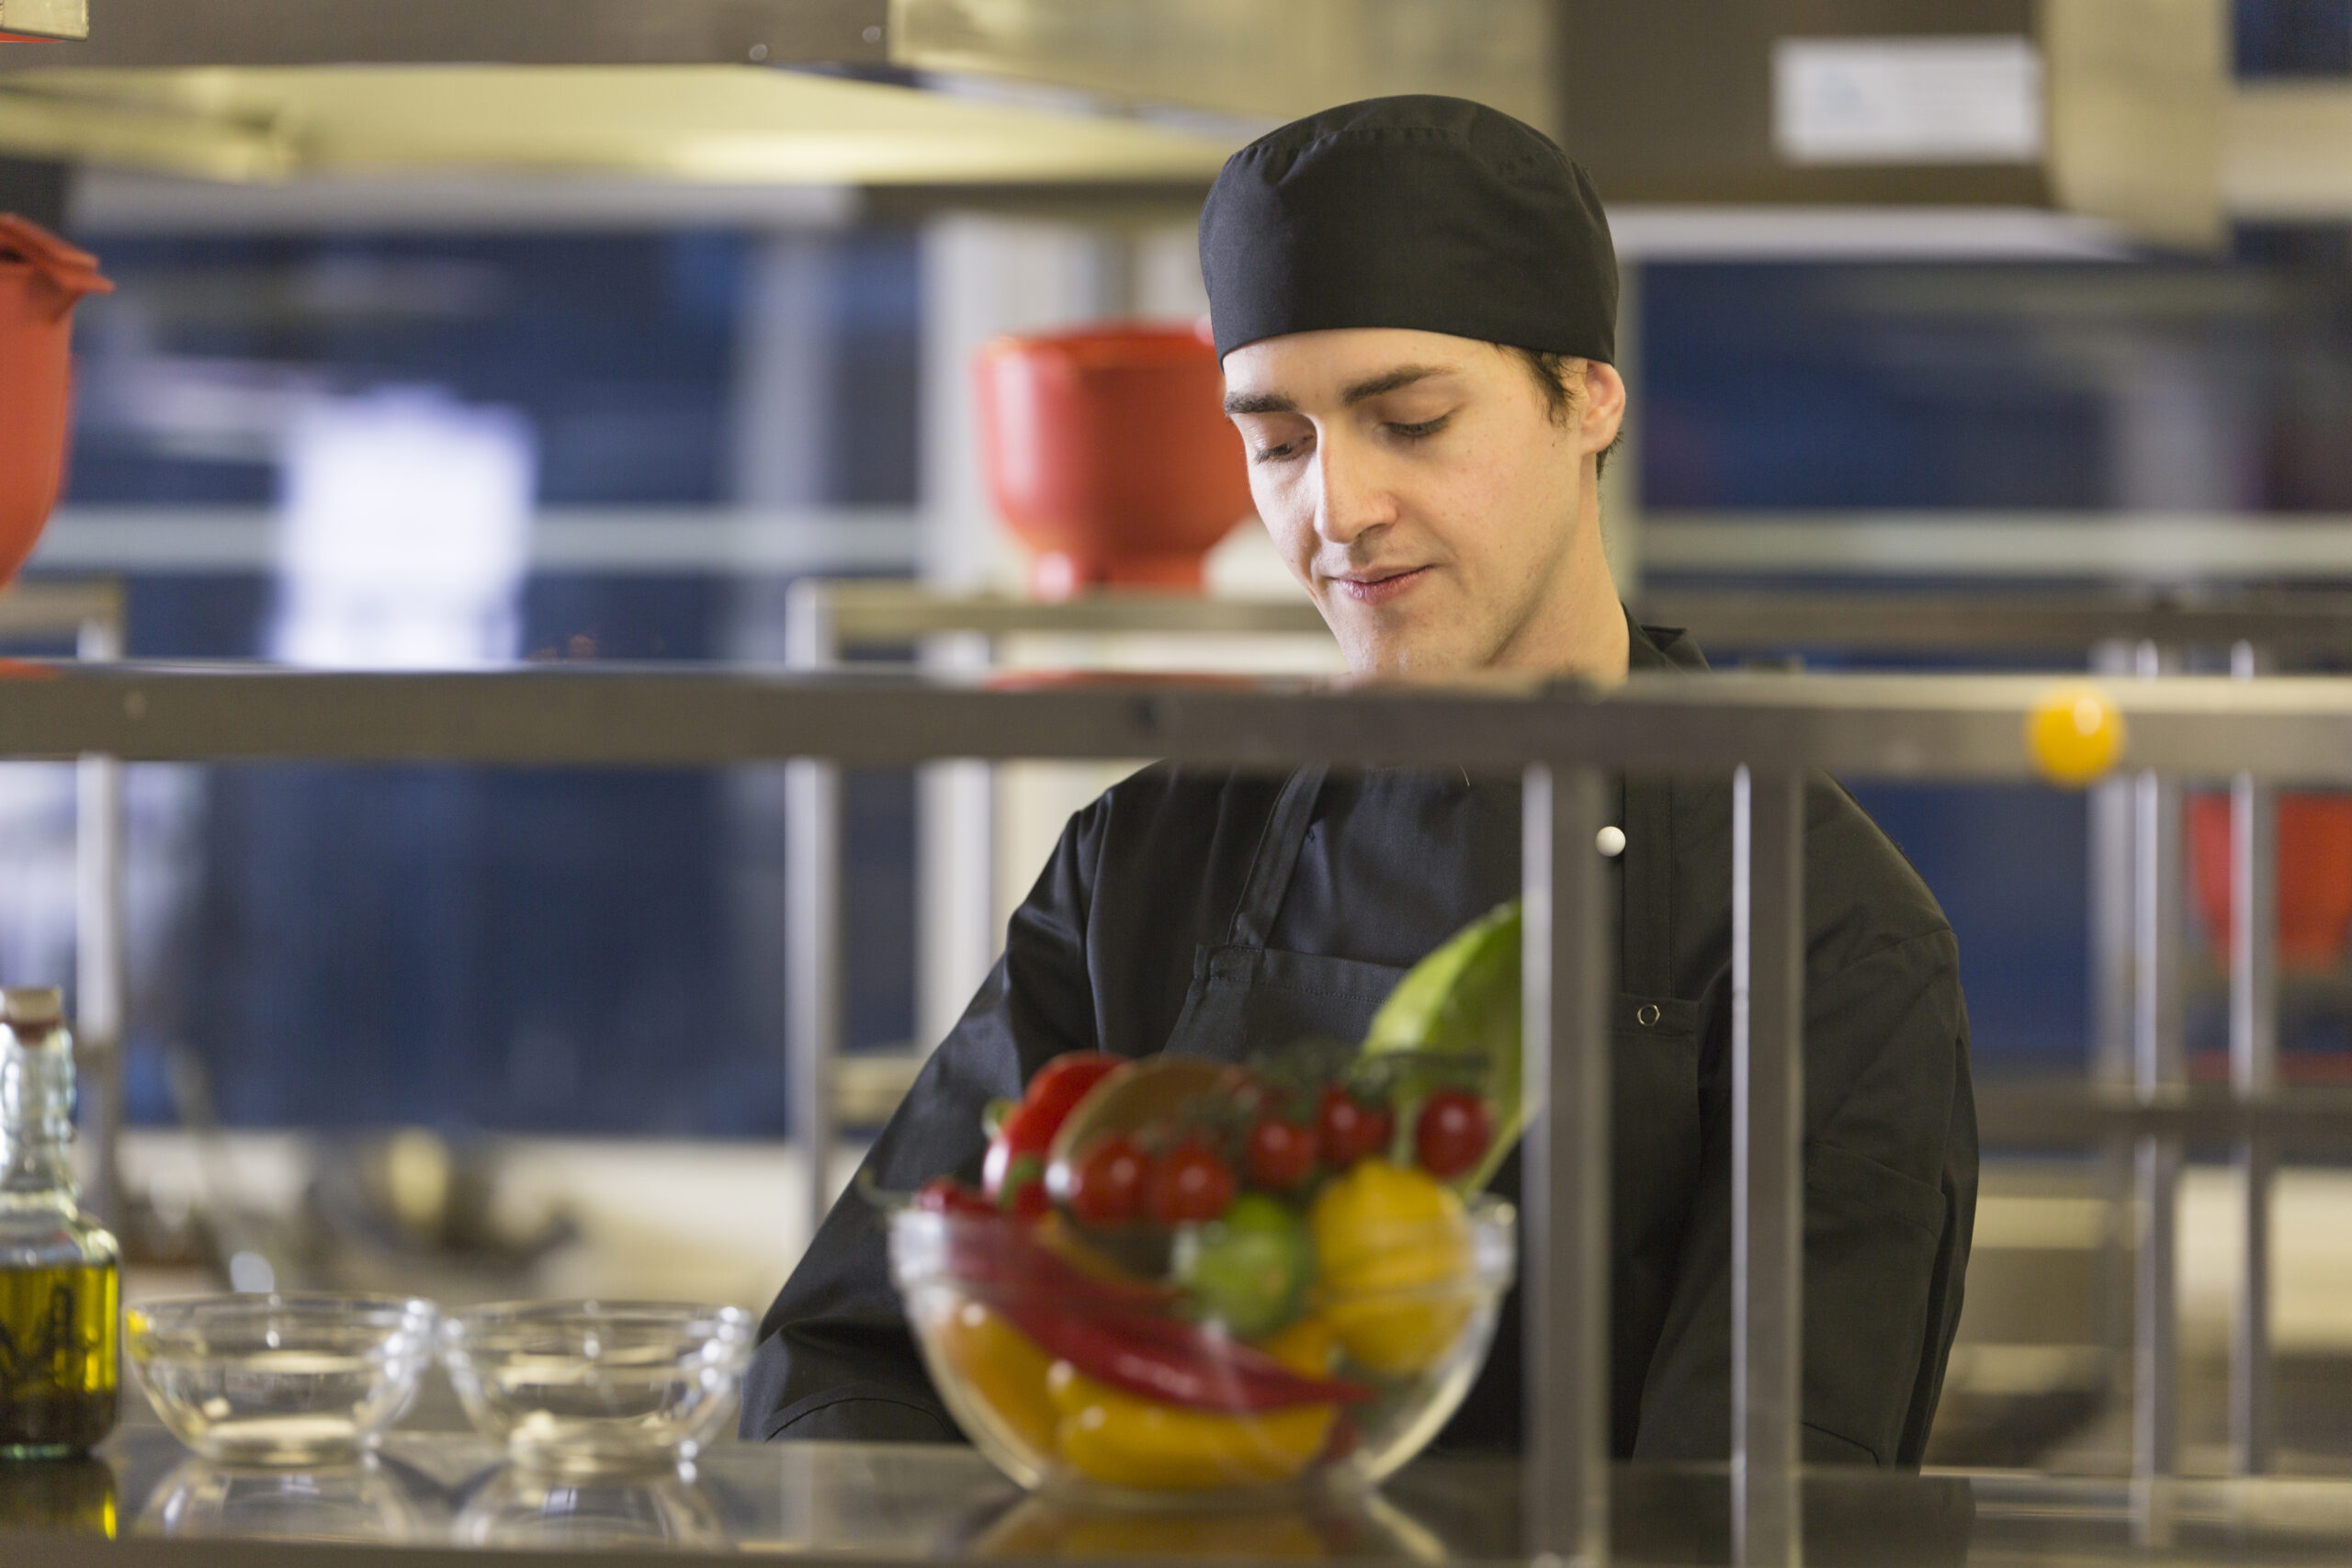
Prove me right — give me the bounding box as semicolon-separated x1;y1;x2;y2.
0;988;119;1459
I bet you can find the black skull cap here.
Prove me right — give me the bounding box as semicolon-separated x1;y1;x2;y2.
1200;95;1616;364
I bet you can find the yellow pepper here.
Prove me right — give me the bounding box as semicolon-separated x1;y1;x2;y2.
928;1298;1061;1455
1308;1159;1474;1376
1046;1317;1340;1491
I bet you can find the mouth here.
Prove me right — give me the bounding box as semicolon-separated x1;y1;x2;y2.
1327;564;1432;607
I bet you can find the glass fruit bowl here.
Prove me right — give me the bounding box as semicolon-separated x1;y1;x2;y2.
439;1301;753;1475
123;1293;439;1466
889;1188;1515;1502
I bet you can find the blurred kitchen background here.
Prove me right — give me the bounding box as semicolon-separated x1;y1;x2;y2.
6;0;2352;1475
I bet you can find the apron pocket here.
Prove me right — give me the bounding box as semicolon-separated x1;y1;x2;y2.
1165;945;1409;1064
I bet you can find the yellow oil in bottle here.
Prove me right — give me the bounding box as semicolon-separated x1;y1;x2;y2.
0;1261;119;1458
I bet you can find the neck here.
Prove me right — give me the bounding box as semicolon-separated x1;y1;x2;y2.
1;1033;77;1202
1;1143;74;1203
1486;463;1630;686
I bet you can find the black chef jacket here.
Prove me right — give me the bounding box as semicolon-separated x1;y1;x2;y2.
743;615;1977;1468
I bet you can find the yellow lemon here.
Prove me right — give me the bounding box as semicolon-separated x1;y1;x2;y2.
2027;683;2126;786
1309;1160;1474;1376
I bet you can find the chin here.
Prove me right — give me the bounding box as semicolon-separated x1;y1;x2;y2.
1339;633;1470;682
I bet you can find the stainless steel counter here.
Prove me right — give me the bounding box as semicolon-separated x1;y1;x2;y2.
21;1427;2352;1565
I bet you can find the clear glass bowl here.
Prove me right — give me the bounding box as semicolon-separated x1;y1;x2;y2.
123;1293;439;1467
889;1197;1516;1503
439;1301;753;1475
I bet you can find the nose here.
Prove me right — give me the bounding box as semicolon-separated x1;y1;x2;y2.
1311;426;1394;549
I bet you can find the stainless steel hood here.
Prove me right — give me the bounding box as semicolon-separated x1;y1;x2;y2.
0;65;1237;186
891;0;2236;248
0;0;880;66
5;0;2342;244
0;0;1247;196
0;1;85;42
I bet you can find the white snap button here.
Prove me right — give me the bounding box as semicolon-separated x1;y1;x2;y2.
1595;825;1626;858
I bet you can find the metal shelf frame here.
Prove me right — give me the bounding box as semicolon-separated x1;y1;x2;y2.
777;578;1335;1259
767;578;2352;1560
6;652;2352;1564
1643;584;2352;1496
0;580;130;1234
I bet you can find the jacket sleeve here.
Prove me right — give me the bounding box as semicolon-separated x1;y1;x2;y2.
1630;929;1976;1467
740;802;1104;1442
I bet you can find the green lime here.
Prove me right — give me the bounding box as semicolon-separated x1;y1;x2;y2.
1173;1194;1316;1339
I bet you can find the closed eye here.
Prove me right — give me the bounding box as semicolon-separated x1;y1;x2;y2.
1386;416;1450;440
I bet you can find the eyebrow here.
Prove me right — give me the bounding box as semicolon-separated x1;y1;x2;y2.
1222;363;1453;417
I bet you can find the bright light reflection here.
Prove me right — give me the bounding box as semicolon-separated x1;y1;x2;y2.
271;388;535;670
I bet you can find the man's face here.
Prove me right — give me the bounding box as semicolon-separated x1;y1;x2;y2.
1220;327;1612;678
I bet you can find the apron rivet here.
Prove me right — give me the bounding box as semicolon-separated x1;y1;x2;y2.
1596;825;1626;858
1637;1003;1660;1026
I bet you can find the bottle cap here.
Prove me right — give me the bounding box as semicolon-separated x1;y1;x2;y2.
1;987;64;1027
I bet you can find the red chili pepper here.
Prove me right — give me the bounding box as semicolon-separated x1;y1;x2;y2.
997;1301;1374;1413
932;1214;1175;1312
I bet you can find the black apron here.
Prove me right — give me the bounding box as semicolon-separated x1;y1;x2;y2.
1155;763;1705;1454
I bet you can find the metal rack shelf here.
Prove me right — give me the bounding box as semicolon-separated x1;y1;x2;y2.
6;660;2349;773
6;652;2350;1563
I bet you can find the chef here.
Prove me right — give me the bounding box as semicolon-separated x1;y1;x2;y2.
743;96;1976;1468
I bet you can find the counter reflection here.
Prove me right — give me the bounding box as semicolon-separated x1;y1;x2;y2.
134;1454;442;1542
453;1462;726;1551
958;1488;1449;1562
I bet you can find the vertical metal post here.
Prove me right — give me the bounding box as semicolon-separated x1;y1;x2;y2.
1521;763;1611;1566
2131;641;2185;1540
2088;640;2138;1090
785;580;842;1247
73;603;128;1235
2229;640;2278;1476
2087;639;2139;1405
1733;767;1806;1568
917;629;999;1055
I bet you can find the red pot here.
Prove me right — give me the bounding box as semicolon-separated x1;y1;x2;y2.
0;215;112;590
2188;792;2352;972
974;322;1252;599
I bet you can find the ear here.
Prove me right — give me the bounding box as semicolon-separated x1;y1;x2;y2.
1577;361;1627;457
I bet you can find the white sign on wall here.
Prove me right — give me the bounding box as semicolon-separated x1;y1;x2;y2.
1773;35;2044;165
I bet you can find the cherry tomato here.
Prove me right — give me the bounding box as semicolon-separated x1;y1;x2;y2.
983;1052;1123;1200
1145;1138;1237;1225
1066;1134;1152;1224
1317;1086;1395;1168
981;1116;1048;1202
1245;1117;1318;1190
913;1177;995;1216
1415;1089;1495;1180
